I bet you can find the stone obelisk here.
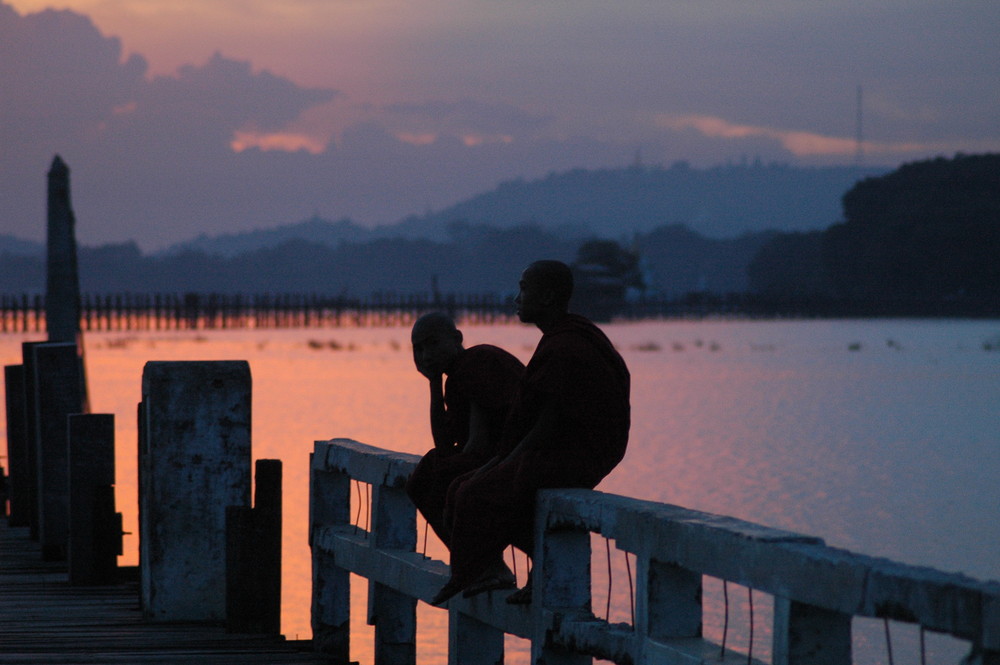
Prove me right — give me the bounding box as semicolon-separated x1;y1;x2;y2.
45;155;82;344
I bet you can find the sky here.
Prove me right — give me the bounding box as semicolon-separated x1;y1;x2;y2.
2;0;998;250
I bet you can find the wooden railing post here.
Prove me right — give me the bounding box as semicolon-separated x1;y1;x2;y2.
368;482;417;665
532;523;592;665
310;456;351;661
226;459;282;635
33;342;85;560
67;413;119;585
773;598;852;665
4;364;30;527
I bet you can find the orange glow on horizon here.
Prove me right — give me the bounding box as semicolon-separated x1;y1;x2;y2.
230;130;327;154
657;113;931;157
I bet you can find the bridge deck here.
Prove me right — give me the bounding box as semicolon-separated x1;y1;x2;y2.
0;520;332;665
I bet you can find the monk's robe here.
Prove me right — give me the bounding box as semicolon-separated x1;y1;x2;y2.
406;344;524;546
445;313;630;588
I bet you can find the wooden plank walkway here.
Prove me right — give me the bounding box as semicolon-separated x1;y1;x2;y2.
0;520;334;664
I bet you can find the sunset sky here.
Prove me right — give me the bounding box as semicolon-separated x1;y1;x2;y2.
2;0;998;249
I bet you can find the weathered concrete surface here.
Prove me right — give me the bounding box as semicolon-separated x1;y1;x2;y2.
139;361;251;621
33;342;85;560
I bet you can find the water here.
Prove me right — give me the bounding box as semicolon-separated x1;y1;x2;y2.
2;318;998;664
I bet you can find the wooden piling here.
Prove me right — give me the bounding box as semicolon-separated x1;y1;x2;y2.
4;365;30;527
67;413;119;585
227;458;282;635
32;342;85;561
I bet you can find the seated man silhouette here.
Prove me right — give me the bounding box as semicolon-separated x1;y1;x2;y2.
433;260;631;605
405;312;525;594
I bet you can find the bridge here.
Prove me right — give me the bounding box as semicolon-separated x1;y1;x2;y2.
310;437;1000;665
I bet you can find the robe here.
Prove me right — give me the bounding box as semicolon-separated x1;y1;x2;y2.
444;313;630;587
405;344;524;546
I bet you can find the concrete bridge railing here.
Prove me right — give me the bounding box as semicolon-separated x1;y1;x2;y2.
309;438;1000;665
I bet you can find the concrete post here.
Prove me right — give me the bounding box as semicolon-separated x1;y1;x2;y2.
45;155;81;345
310;458;351;661
637;557;702;639
21;341;44;538
367;482;417;665
4;365;30;526
448;611;505;665
226;458;282;635
531;522;592;665
773;597;852;665
33;342;85;560
139;360;251;621
68;413;119;585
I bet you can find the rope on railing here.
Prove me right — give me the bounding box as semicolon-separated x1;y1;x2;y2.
604;536;613;620
884;617;895;665
721;580;730;659
747;587;754;665
624;550;634;627
353;480;363;534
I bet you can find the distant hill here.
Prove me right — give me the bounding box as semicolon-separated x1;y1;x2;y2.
154;161;886;256
0;233;43;256
392;161;888;241
160;215;378;258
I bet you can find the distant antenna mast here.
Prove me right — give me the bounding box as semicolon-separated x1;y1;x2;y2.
854;85;864;166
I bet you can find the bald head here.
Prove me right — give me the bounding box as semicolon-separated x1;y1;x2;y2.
524;260;573;309
516;260;573;327
411;312;464;376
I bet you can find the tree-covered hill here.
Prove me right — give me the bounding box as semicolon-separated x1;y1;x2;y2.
749;153;1000;315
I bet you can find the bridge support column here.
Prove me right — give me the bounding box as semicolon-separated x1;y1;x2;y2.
773;597;852;665
636;557;702;649
139;360;251;622
34;342;85;560
68;413;119;585
532;525;591;665
449;611;504;665
368;483;416;665
310;460;351;661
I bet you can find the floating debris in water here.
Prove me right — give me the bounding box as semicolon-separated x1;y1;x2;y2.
984;335;1000;351
632;342;661;352
848;342;862;351
307;339;345;350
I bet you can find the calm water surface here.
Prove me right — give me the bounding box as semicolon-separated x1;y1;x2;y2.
2;319;998;664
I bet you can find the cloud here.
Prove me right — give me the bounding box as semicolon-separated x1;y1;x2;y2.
656;114;932;159
3;0;997;250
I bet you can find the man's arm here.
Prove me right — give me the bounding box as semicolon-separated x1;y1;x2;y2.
461;402;492;458
471;400;559;479
503;400;559;459
427;374;452;450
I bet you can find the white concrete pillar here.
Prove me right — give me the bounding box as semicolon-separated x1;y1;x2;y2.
310;459;351;660
532;525;592;665
139;360;251;621
773;597;852;665
368;482;417;665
